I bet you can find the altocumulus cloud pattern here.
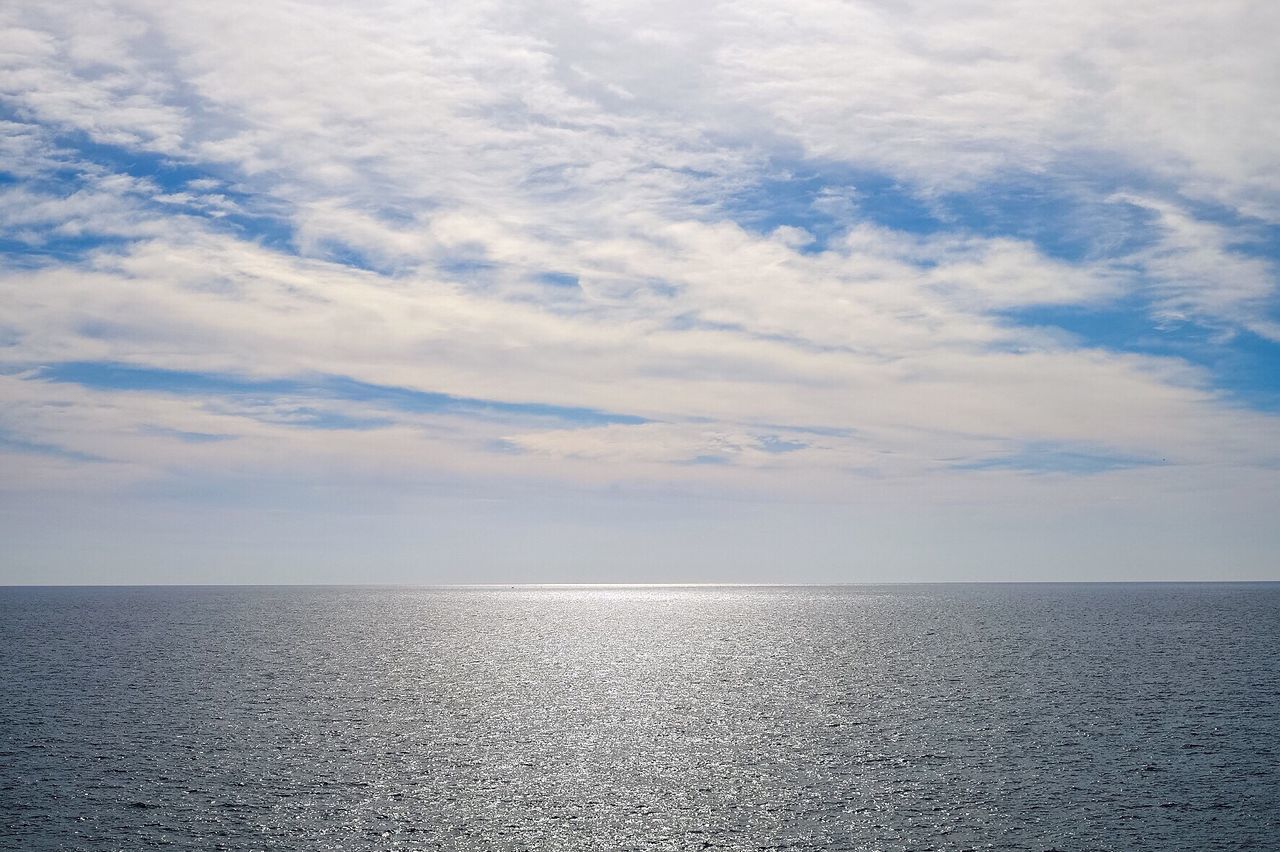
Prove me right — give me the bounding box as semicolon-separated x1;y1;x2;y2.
1;1;1278;582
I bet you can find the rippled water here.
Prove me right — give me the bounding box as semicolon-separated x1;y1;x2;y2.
2;584;1277;850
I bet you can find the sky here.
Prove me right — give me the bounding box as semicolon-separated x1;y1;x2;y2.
1;0;1278;583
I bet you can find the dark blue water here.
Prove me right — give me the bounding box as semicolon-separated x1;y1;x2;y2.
1;584;1277;850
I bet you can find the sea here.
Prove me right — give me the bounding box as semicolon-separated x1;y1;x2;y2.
1;584;1277;851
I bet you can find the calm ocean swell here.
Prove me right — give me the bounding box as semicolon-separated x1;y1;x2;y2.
1;584;1277;850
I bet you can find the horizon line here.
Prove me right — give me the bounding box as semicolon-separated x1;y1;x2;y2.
2;580;1277;589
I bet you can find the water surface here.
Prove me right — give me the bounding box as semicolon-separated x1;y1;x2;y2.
2;584;1277;850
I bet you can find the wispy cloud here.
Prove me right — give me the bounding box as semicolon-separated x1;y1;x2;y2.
1;0;1277;579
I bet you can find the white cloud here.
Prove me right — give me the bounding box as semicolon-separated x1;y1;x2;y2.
1115;195;1280;341
2;219;1275;491
0;0;1278;581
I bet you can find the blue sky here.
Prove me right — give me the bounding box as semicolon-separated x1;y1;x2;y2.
1;0;1278;582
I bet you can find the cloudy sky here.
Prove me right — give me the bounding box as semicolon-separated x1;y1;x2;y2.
2;0;1278;583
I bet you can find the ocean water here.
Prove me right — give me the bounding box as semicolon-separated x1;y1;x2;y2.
1;584;1277;851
